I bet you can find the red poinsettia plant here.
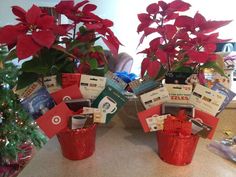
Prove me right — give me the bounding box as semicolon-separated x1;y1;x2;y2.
137;0;231;80
0;0;121;89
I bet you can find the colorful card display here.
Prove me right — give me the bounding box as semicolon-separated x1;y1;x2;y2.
105;71;127;92
50;84;82;104
129;75;162;95
140;86;170;109
211;83;236;113
165;84;192;104
92;85;127;123
137;104;162;133
189;84;226;116
79;74;106;100
36;102;73;138
21;87;55;120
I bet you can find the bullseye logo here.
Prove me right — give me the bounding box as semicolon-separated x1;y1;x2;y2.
52;116;61;125
63;96;71;101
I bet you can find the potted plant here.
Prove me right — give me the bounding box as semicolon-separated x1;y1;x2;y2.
0;0;121;90
136;0;231;165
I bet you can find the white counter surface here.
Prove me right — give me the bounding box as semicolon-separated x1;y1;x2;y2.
18;109;236;177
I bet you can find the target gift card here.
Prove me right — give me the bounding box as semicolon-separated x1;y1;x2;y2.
36;102;73;138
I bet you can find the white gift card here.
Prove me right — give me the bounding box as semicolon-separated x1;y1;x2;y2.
80;75;106;100
41;75;61;93
140;87;170;109
189;84;226;116
15;82;42;99
82;107;104;123
145;114;169;132
165;84;192;104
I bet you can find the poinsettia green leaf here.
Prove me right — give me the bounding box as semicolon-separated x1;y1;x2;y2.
94;45;104;52
21;59;49;75
201;61;226;76
174;66;193;73
16;72;38;90
90;66;107;76
88;58;98;70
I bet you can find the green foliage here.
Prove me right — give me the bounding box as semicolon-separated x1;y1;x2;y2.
0;45;46;162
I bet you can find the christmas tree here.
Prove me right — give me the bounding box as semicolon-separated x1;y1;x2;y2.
0;45;46;164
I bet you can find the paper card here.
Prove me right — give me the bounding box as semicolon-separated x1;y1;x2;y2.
15;82;42;99
92;85;128;123
165;84;192;104
36;102;73;138
194;109;219;139
38;75;61;93
105;71;127;92
146;114;169;132
79;74;106;100
137;104;161;133
140;87;170;109
21;87;55;120
64;98;91;112
211;83;236;114
129;75;162;95
165;72;192;84
82;107;104;123
189;84;226;116
50;85;82;104
61;73;81;88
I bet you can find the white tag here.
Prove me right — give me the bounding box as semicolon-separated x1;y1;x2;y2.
146;114;169;132
80;75;106;100
189;84;226;116
140;87;170;109
165;84;192;104
82;107;105;123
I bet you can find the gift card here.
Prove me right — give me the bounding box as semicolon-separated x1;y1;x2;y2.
189;84;226;116
211;83;236;114
36;102;73;138
162;102;195;117
79;74;106;100
165;72;192;84
105;71;127;92
61;73;81;88
146;114;169;132
129;75;162;95
194;109;218;139
137;104;161;133
165;84;192;104
64;98;91;112
92;85;127;123
140;86;170;109
38;75;61;93
82;107;104;123
15;82;42;99
21;87;55;120
50;84;82;104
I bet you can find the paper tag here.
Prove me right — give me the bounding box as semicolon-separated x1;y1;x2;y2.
129;75;162;95
21;87;55;120
39;75;61;93
92;85;128;123
61;73;81;88
15;82;42;99
105;71;127;92
80;74;106;100
211;83;236;114
82;107;104;123
165;84;192;103
140;87;170;109
146;114;169;132
189;84;226;116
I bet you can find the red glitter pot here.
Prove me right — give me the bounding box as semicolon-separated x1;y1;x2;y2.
57;124;96;160
156;131;199;166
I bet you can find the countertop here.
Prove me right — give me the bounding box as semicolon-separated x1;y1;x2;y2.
18;109;236;177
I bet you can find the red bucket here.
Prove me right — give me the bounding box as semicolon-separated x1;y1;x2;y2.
57;124;96;160
156;131;199;166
